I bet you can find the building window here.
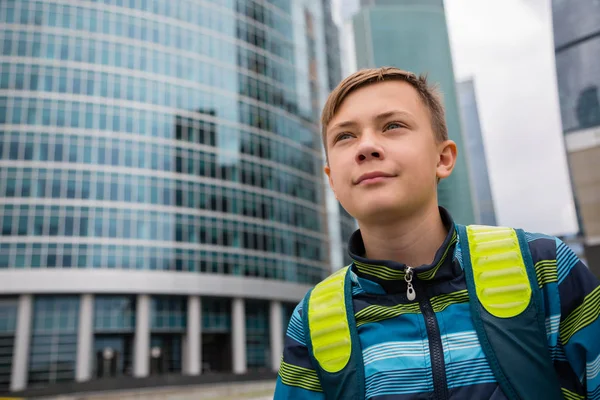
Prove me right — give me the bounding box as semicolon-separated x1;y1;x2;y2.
246;300;270;370
150;296;186;375
202;297;231;333
28;296;79;387
0;298;18;391
201;297;232;373
93;296;136;378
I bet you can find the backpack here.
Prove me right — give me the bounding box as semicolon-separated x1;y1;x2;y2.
302;224;563;400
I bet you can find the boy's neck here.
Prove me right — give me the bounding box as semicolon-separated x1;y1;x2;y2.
358;203;448;268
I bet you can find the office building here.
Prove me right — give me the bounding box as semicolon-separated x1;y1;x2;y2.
457;79;497;226
0;0;336;393
552;0;600;272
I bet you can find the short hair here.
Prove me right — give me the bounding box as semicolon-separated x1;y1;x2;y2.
321;67;448;158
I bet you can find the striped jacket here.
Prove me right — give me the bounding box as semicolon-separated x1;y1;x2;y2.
274;210;600;399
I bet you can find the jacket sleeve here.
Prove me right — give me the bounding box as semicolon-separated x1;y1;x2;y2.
555;238;600;399
273;300;325;400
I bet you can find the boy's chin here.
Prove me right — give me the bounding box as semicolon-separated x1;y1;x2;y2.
353;202;409;223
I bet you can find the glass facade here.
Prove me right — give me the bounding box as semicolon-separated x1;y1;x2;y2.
552;0;600;50
201;297;232;373
94;296;136;332
552;0;600;272
93;296;136;377
202;297;231;333
457;80;497;226
28;296;79;387
322;0;342;90
352;0;476;225
321;0;356;265
94;334;134;378
151;296;187;331
554;37;600;133
0;298;18;391
150;296;186;374
0;0;330;284
246;300;270;370
339;204;357;265
0;0;338;391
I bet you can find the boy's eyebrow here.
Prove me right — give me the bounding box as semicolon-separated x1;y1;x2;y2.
374;110;414;122
329;110;414;132
328;120;358;132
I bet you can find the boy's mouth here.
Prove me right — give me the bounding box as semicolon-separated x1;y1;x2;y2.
355;171;396;185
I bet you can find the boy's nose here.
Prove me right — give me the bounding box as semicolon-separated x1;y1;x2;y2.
357;150;381;162
356;137;384;163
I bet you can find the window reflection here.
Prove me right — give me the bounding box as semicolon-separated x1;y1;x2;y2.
0;0;329;287
555;37;600;132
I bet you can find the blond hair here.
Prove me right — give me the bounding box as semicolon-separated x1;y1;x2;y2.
321;67;448;157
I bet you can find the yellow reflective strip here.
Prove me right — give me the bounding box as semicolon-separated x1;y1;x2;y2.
354;262;405;280
534;260;558;288
355;291;468;327
308;266;351;373
355;302;421;327
467;225;532;318
354;231;457;282
561;387;585;400
560;286;600;344
418;232;457;280
430;290;469;313
279;361;323;392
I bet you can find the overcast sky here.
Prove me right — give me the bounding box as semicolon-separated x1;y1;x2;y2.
332;0;579;236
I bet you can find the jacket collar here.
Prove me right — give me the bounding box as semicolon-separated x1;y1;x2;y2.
348;207;460;293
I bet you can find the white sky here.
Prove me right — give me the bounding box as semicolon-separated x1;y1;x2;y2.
332;0;579;236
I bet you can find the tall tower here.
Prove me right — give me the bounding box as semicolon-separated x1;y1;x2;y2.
457;79;497;226
552;0;600;272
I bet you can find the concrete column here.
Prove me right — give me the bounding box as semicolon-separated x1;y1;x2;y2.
134;294;150;378
76;294;94;382
270;301;283;372
11;294;33;392
185;295;201;375
232;298;247;374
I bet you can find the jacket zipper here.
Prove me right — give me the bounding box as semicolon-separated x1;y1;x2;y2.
406;267;449;400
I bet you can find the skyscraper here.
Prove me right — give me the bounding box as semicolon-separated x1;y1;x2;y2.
457;79;497;226
351;0;476;225
321;0;358;266
552;0;600;272
0;0;336;394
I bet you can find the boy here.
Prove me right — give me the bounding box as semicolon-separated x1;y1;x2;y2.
273;68;600;399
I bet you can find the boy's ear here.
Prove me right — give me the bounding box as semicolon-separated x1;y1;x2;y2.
324;165;338;200
436;140;457;180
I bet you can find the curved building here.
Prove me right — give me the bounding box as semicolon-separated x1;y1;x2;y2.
552;0;600;272
0;0;336;393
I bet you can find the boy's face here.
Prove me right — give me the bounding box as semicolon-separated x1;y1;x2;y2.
324;80;456;224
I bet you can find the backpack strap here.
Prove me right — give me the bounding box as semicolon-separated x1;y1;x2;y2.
303;266;365;399
457;224;563;400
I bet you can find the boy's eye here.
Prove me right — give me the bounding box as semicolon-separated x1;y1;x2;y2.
336;133;353;142
384;122;404;131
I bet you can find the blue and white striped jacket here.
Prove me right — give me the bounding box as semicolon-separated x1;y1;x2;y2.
274;210;600;399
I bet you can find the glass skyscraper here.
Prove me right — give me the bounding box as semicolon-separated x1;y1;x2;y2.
352;0;476;225
0;0;337;394
457;79;497;226
552;0;600;273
